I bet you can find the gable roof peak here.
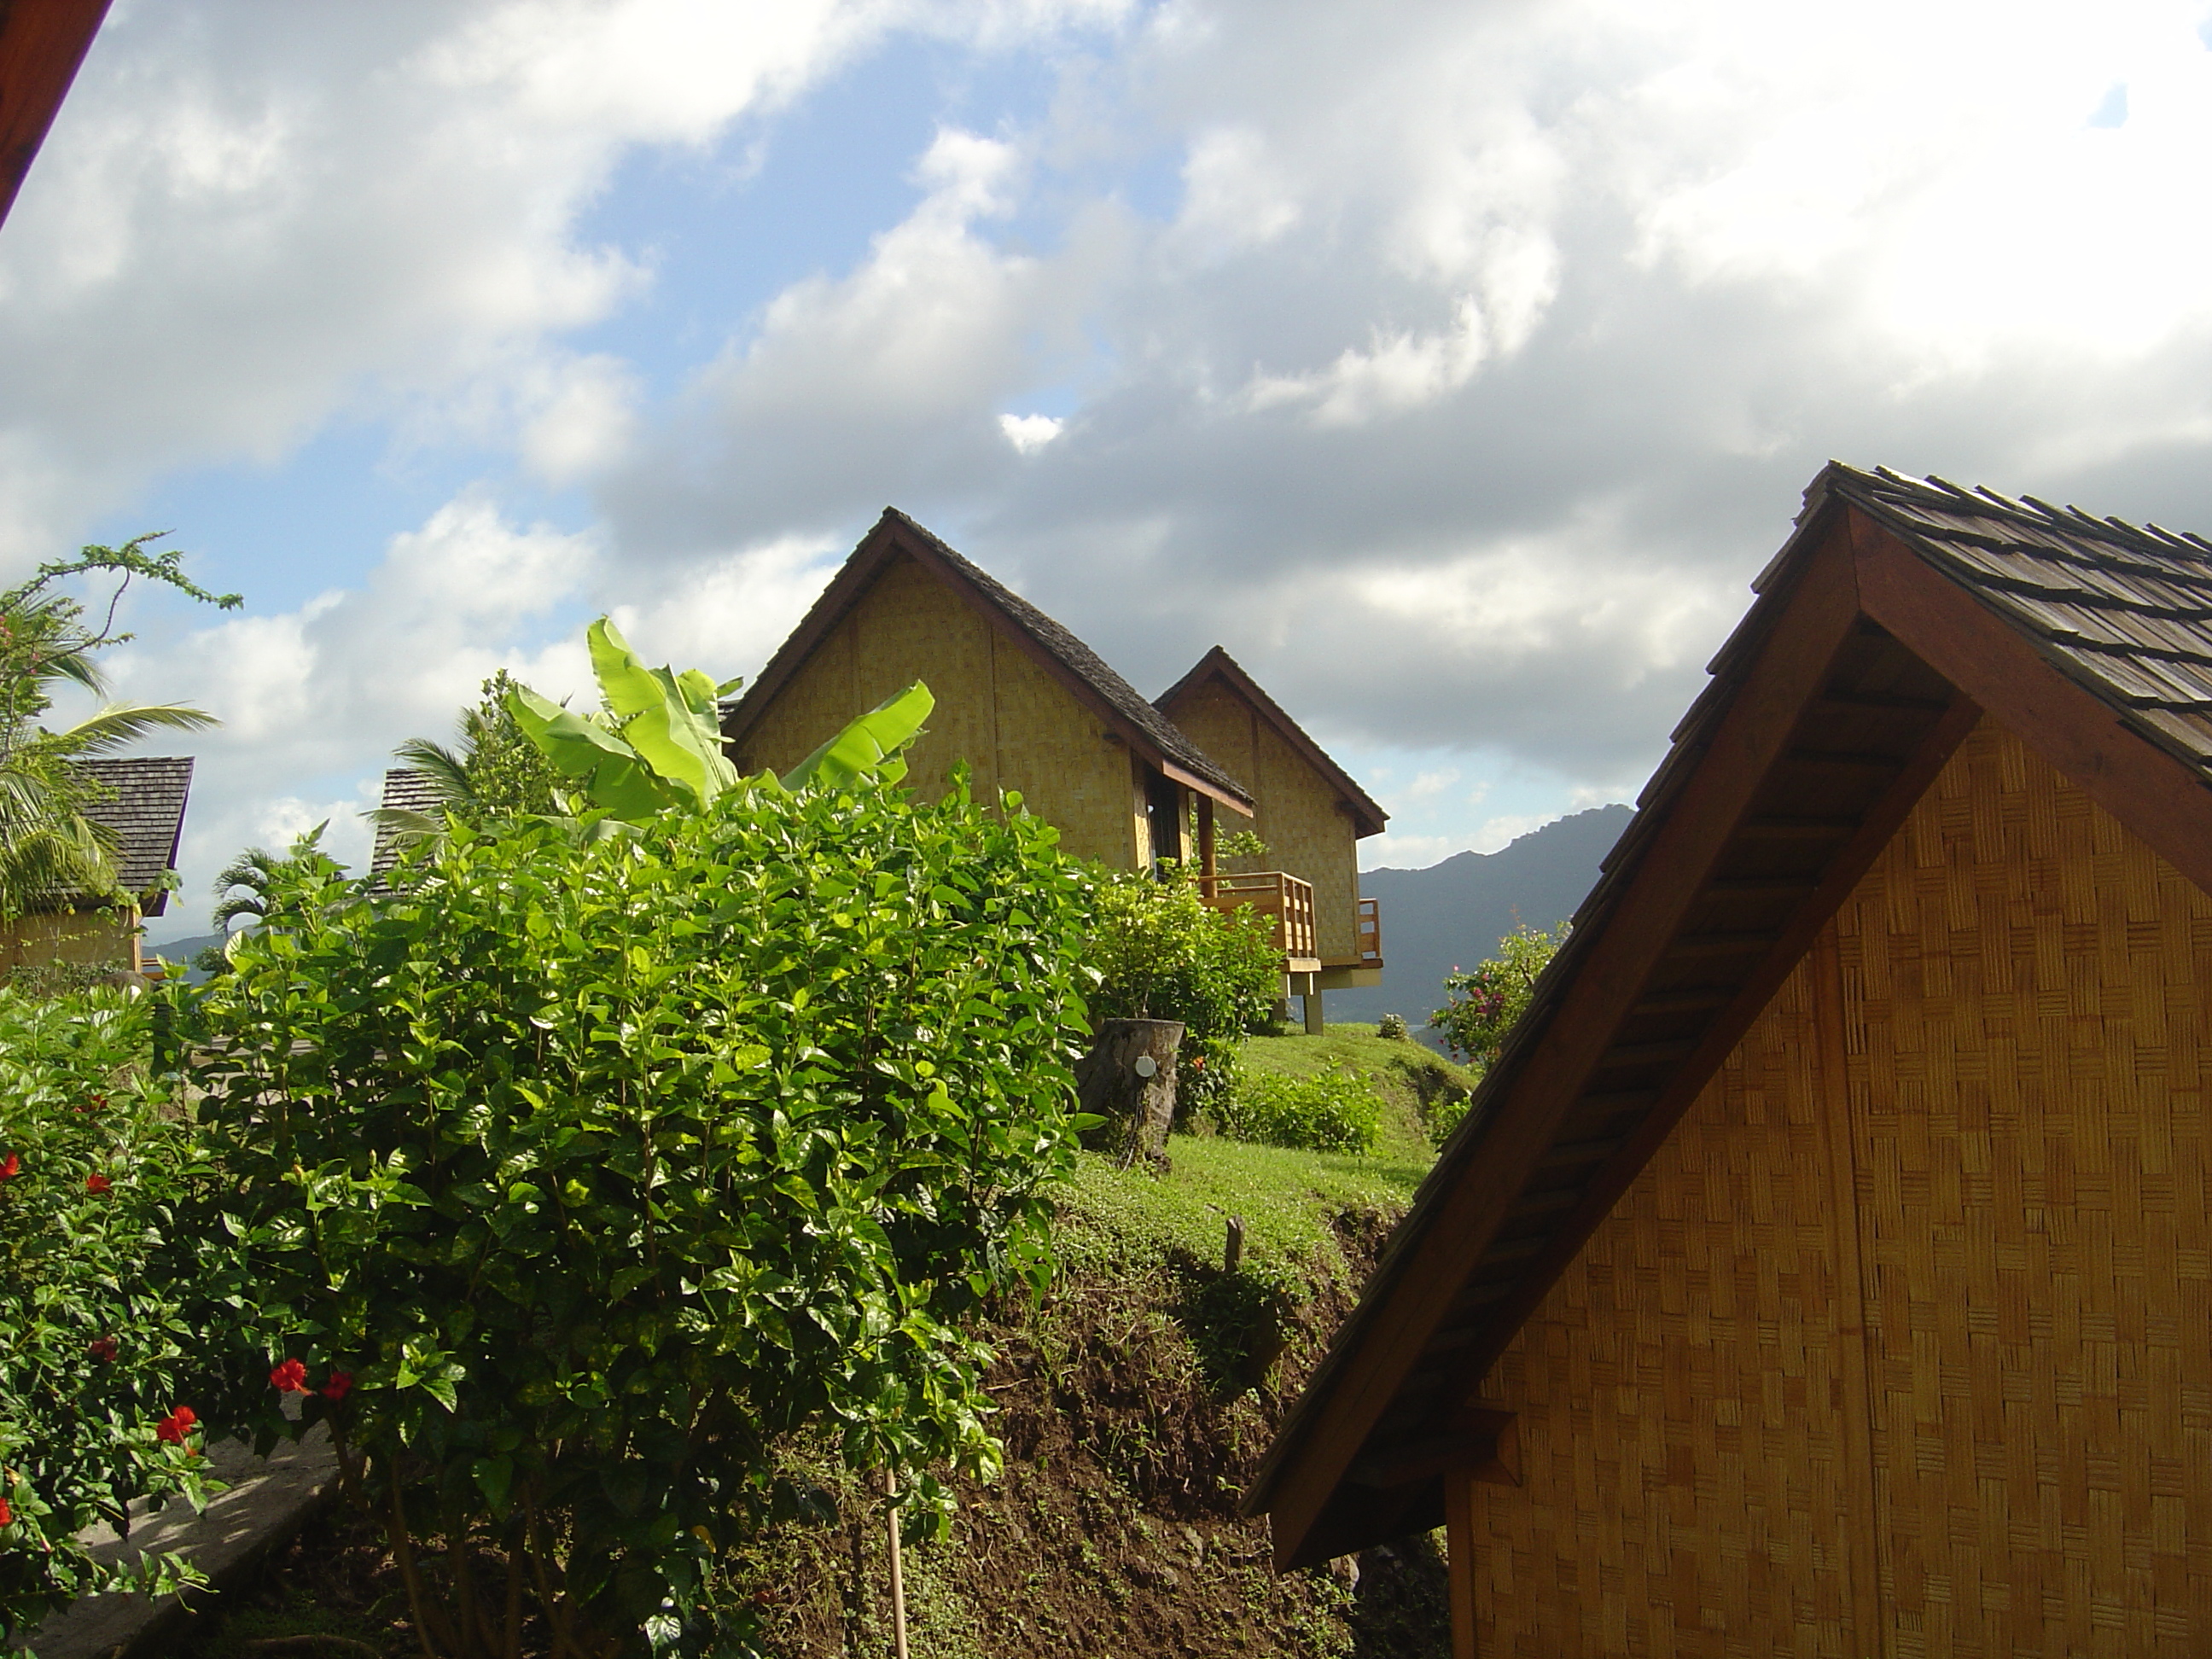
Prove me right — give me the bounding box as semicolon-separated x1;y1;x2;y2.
720;509;1253;810
1155;646;1388;838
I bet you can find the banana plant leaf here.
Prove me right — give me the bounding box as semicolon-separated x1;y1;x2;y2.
585;620;738;811
782;681;935;792
505;684;673;823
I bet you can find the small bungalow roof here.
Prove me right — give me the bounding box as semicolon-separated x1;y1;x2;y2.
1155;646;1388;838
1247;461;2212;1569
0;1;111;230
75;756;193;916
721;509;1254;812
370;769;446;876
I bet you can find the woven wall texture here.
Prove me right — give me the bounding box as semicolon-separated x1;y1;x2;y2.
1166;678;1363;963
731;552;1141;867
1470;715;2212;1656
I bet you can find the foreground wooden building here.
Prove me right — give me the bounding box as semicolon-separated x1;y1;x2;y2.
1250;463;2212;1656
721;509;1386;1004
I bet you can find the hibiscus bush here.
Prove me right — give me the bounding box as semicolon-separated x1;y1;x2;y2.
0;989;230;1654
166;778;1091;1657
1429;920;1568;1071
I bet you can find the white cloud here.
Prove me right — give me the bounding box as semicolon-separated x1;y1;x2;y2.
999;413;1065;453
31;0;2212;886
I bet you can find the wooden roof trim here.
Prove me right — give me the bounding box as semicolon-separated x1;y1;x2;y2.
1454;685;1982;1383
1250;518;1870;1565
721;511;1255;813
1155;647;1388;836
0;0;110;231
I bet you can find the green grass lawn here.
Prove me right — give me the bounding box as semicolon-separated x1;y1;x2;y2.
1053;1023;1476;1283
1236;1022;1477;1161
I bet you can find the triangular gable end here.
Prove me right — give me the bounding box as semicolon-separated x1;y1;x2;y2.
1155;647;1388;838
1249;462;2212;1569
721;509;1253;813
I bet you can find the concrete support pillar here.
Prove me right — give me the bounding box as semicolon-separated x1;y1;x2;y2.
1303;989;1324;1034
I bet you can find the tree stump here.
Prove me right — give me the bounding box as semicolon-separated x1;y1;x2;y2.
1074;1018;1185;1167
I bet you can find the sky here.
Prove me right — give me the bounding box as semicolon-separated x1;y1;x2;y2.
7;0;2212;940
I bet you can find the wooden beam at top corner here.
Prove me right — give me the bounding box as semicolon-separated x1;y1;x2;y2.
1848;509;2212;900
0;0;112;231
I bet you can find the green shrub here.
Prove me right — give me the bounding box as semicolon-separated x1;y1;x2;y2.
0;990;231;1650
1216;1065;1383;1155
1377;1012;1407;1040
1086;869;1282;1121
168;779;1091;1657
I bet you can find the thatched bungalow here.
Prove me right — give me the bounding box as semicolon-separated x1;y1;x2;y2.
1249;463;2212;1656
719;509;1388;1008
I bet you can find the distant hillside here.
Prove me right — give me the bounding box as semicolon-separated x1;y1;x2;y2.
1328;805;1634;1039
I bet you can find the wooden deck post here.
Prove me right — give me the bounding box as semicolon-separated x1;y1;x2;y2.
1198;795;1217;882
1445;1466;1476;1659
1303;988;1324;1035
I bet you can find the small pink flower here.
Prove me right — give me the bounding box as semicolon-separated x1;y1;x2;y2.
155;1406;197;1445
269;1358;308;1394
0;1154;18;1180
84;1173;111;1195
88;1337;118;1364
321;1371;353;1402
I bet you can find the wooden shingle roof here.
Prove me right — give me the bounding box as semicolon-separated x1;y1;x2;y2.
370;769;445;876
75;756;192;915
721;509;1255;812
1247;462;2212;1569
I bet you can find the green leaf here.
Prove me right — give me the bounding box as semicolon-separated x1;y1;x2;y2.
586;619;739;811
506;683;673;822
782;681;935;793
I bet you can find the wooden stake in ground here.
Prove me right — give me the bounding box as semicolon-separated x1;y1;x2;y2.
885;1473;909;1659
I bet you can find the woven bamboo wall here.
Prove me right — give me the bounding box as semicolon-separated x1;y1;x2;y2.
1470;716;2212;1655
732;552;1142;868
1470;953;1867;1656
1165;679;1363;963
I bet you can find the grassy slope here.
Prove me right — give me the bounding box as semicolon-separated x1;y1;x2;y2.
1234;1025;1479;1159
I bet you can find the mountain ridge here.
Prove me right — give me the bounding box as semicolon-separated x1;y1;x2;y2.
1330;804;1634;1038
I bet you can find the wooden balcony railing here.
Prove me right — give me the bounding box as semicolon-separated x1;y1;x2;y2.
1199;870;1318;969
1356;896;1382;967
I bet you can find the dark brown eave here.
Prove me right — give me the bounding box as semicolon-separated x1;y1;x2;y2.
1155;647;1389;837
1246;461;2212;1571
0;0;111;232
721;509;1255;815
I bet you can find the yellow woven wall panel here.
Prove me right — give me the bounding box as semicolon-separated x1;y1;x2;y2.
1470;715;2212;1655
1167;680;1364;962
1474;957;1865;1656
731;553;1138;866
1841;719;2212;1659
989;635;1139;867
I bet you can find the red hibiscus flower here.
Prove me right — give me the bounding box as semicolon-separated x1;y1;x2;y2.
0;1154;18;1180
154;1406;197;1445
321;1371;353;1402
0;1496;12;1527
269;1358;308;1394
84;1173;111;1194
88;1337;118;1364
